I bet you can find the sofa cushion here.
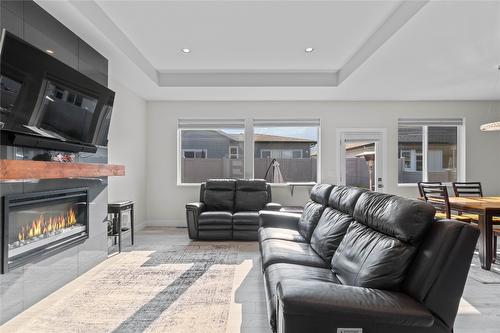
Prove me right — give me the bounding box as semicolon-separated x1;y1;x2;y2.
233;211;259;225
310;208;355;263
331;192;435;291
264;263;340;330
309;183;334;205
328;185;366;215
297;201;325;242
198;211;233;230
258;227;306;243
331;221;417;290
308;186;366;262
353;191;435;245
260;239;329;270
234;179;269;212
204;179;236;211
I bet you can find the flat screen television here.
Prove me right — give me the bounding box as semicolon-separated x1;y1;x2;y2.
0;30;114;153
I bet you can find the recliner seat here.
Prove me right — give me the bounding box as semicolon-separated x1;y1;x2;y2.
186;179;280;240
258;184;479;333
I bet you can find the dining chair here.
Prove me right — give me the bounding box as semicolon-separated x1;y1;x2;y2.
417;181;442;197
419;183;473;223
452;181;500;224
452;182;483;197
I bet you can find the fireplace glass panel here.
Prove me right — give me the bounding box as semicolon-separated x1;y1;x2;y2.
3;188;89;273
8;199;87;258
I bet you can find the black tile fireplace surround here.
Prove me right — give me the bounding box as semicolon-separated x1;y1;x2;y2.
1;187;89;274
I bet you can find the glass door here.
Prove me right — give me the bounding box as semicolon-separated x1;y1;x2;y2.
338;130;385;192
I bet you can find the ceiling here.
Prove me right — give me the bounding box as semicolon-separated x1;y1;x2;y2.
96;0;400;71
37;0;500;101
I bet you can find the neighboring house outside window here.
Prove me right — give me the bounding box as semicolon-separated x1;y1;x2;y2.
179;128;245;183
178;119;320;184
253;125;319;183
183;149;207;159
398;119;463;184
260;149;303;159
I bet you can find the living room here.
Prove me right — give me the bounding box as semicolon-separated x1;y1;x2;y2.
1;1;500;332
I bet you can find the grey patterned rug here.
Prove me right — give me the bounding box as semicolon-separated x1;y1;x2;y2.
468;251;500;284
7;245;239;333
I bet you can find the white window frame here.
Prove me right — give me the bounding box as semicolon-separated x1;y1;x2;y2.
182;149;207;159
397;120;465;186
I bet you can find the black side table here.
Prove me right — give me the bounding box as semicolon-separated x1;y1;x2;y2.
108;200;135;252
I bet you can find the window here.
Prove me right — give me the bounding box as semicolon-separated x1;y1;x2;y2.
400;149;414;171
398;119;464;184
253;119;320;183
260;149;303;159
183;149;207;159
178;119;245;184
229;146;239;159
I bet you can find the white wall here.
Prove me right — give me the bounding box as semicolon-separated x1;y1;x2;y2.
146;100;500;227
107;79;148;229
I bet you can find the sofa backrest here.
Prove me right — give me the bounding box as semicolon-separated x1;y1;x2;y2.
202;179;236;211
403;220;479;329
331;191;435;291
234;179;270;212
310;186;366;263
297;184;334;242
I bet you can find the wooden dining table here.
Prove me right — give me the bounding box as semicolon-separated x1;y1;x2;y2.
448;196;500;270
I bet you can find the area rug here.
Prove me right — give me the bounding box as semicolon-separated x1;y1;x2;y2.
5;245;239;333
468;250;500;284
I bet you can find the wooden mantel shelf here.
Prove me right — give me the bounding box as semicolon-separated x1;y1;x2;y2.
0;160;125;181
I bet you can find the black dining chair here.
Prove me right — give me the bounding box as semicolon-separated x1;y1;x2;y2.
417;181;442;197
452;181;500;225
419;183;474;223
452;182;483;197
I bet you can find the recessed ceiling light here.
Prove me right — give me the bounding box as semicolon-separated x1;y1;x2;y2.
181;48;191;54
305;47;314;53
46;49;55;54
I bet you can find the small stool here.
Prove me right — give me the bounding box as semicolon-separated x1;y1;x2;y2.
108;200;135;252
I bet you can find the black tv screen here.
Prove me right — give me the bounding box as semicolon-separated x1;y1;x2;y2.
0;30;114;150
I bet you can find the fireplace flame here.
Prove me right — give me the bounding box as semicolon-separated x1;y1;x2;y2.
18;208;77;242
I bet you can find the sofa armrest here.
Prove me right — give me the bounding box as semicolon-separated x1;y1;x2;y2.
265;202;282;211
276;280;434;333
259;211;300;230
185;202;206;239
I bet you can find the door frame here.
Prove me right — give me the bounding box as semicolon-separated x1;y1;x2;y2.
336;128;387;192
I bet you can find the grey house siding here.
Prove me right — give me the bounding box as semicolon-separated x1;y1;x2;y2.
180;130;242;158
254;142;312;158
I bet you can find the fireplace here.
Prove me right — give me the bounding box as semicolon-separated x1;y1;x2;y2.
2;188;89;273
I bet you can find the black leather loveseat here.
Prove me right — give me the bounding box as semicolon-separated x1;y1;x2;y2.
259;184;479;333
186;179;280;240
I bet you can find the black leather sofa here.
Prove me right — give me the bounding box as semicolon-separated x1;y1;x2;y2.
186;179;280;240
259;184;479;333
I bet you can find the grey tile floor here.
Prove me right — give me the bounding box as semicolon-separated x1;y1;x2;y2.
4;227;500;333
135;227;500;333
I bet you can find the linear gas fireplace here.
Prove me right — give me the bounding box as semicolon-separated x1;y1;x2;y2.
1;188;89;273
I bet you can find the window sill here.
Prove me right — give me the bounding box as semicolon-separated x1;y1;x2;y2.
177;183;202;187
398;183;418;187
